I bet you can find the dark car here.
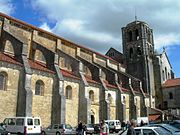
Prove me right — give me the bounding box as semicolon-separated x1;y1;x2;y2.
170;120;180;130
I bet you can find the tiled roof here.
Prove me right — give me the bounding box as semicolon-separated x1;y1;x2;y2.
0;53;22;66
148;114;161;121
60;69;80;80
121;87;130;92
163;78;180;88
28;60;55;74
85;75;100;84
103;80;117;89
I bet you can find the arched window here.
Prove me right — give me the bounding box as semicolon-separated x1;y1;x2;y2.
101;70;106;80
169;92;173;99
0;72;7;90
162;70;165;81
165;67;167;80
129;48;133;59
66;85;72;99
4;40;14;56
59;57;72;71
108;93;112;104
128;31;132;42
135;29;139;40
83;65;92;77
34;50;46;64
89;90;94;101
137;46;142;56
122;96;126;104
35;80;44;96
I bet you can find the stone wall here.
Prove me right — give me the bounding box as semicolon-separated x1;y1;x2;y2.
0;67;20;122
64;81;79;127
31;74;53;127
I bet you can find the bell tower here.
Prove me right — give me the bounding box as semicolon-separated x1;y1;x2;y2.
122;20;155;97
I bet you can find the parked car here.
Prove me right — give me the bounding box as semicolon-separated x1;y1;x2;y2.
0;125;10;135
170;120;180;130
93;123;100;134
85;124;94;134
42;124;76;135
148;123;180;135
105;120;121;133
2;116;41;135
134;126;172;135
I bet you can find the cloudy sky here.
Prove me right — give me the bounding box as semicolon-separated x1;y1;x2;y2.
0;0;180;77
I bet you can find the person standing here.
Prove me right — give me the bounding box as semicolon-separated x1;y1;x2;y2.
77;121;83;135
100;120;109;135
127;119;136;135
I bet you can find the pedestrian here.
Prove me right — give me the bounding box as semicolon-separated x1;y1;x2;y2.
140;120;145;127
121;121;126;131
77;121;83;135
82;122;86;135
127;119;136;135
100;120;109;135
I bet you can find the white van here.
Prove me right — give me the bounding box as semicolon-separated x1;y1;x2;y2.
105;120;121;133
2;117;41;135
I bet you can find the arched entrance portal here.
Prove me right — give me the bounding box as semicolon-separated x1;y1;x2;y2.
91;110;95;124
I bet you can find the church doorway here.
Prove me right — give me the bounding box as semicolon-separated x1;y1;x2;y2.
90;110;95;124
91;115;95;124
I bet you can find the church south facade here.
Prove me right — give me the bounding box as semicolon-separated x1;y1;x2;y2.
0;13;154;127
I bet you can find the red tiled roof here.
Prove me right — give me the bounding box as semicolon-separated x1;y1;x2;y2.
148;114;161;121
28;60;55;74
84;75;100;84
0;53;22;66
121;87;130;91
103;80;117;89
60;69;80;80
163;78;180;88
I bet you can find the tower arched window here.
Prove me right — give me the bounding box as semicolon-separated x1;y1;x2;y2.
135;29;139;40
66;85;72;99
169;92;173;99
129;48;133;59
0;72;7;90
89;90;94;101
137;46;142;56
128;31;133;42
108;93;112;104
35;80;44;96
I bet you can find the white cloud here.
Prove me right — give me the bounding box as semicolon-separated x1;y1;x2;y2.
0;0;14;15
29;0;180;54
39;22;52;32
154;33;180;50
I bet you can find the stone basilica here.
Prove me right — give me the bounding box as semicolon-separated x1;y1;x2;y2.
0;12;174;127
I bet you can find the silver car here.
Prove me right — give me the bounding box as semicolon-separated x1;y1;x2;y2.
42;124;76;135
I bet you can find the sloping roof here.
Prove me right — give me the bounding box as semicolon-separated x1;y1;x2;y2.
103;80;117;89
28;60;55;74
0;53;23;66
84;75;100;84
163;78;180;88
60;69;80;80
